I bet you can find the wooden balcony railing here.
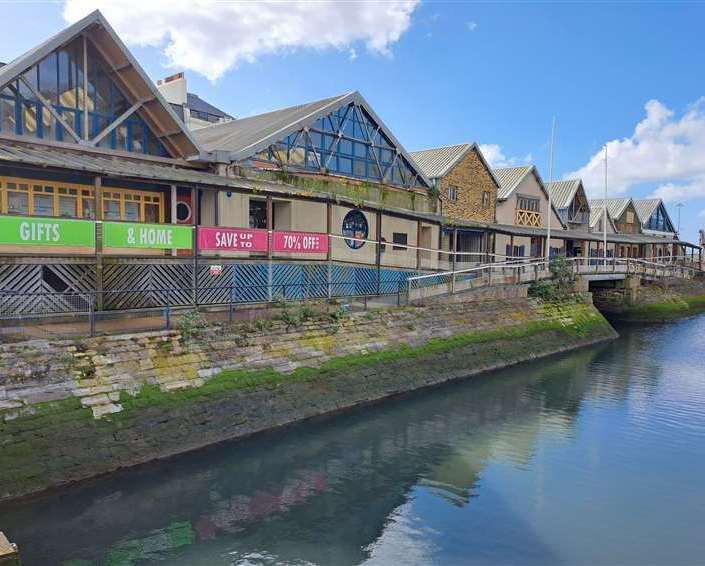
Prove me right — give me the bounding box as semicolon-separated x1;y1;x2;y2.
515;209;542;227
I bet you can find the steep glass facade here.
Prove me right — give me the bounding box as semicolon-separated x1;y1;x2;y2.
254;101;427;189
646;204;675;232
0;37;169;157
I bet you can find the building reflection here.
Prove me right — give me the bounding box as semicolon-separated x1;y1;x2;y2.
1;339;648;566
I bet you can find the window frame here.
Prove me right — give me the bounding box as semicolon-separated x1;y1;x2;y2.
0;176;164;222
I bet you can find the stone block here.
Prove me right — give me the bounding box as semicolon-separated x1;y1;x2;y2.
91;403;123;419
80;394;111;407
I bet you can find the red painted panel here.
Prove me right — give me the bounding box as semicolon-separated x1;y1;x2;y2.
198;227;269;252
272;231;329;253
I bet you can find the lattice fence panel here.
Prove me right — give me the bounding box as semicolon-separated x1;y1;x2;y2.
103;262;194;310
232;263;269;303
0;262;95;316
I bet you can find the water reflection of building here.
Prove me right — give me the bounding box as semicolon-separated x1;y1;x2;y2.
2;343;638;566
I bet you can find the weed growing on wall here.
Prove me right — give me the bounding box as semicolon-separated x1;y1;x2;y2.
529;256;576;301
177;310;209;342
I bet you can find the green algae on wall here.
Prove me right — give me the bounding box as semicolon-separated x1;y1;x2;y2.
0;295;616;501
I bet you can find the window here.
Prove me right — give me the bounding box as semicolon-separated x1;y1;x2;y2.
482;191;490;208
0;176;163;221
250;102;426;190
626;211;635;224
517;195;540;212
0;37;170;157
249;199;268;229
342;209;369;249
447;186;458;203
392;232;408;251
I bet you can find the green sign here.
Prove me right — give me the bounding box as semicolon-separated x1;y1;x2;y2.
103;222;193;249
0;215;95;247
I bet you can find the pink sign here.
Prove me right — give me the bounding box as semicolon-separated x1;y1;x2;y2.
198;227;269;252
272;230;329;254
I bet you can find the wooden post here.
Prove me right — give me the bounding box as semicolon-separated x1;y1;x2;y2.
267;195;274;300
326;202;333;299
94;176;103;311
170;184;177;257
214;189;220;227
416;220;422;270
191;186;199;306
375;211;382;295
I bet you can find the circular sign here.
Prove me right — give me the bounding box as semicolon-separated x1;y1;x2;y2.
342;210;368;250
176;201;192;223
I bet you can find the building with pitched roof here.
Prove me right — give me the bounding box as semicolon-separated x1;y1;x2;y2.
0;10;701;317
546;179;590;230
493;166;566;258
410;143;498;264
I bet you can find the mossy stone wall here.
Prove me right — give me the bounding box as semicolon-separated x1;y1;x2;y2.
0;293;616;501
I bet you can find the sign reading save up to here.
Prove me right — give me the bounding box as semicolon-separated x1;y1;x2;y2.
0;215;96;247
102;222;193;249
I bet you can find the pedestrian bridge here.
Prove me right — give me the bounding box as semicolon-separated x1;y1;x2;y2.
406;256;702;302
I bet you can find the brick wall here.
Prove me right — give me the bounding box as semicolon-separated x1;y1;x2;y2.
438;147;497;223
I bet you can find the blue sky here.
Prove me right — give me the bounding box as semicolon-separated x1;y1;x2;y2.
2;1;705;243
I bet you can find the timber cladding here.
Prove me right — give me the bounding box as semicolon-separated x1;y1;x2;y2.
437;147;497;223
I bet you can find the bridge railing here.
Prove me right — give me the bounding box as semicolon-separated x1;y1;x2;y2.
406;254;700;301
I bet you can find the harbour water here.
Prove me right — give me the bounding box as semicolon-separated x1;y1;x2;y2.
1;315;705;565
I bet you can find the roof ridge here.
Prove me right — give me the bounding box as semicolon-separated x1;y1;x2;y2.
410;142;474;153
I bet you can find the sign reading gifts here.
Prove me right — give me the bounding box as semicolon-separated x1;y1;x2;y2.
103;222;193;249
0;215;95;247
272;231;329;254
198;227;269;252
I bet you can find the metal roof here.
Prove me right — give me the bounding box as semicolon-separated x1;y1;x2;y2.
194;92;349;155
546;179;583;210
410;144;473;179
0;139;231;187
589;197;632;220
632;198;661;223
588;201;618;231
0;10;201;160
410;143;501;189
492;166;533;199
193;91;431;188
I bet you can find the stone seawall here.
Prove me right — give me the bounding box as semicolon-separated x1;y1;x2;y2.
594;277;705;322
0;289;617;501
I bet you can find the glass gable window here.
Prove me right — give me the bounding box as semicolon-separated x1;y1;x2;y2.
0;37;169;157
253;102;427;190
646;204;675;232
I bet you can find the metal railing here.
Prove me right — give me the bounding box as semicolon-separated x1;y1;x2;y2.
406;255;700;301
0;279;408;336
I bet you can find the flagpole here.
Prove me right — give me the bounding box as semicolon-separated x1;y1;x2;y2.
603;145;608;267
547;116;556;263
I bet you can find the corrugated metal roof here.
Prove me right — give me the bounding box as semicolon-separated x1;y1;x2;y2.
588;201;618;231
589;197;631;220
493;166;533;199
0;139;231;187
632;198;661;224
409;144;472;179
193;92;353;156
546;179;581;209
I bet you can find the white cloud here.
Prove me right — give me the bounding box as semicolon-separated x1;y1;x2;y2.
348;48;358;62
63;0;420;81
466;21;478;31
479;144;532;168
566;98;705;200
